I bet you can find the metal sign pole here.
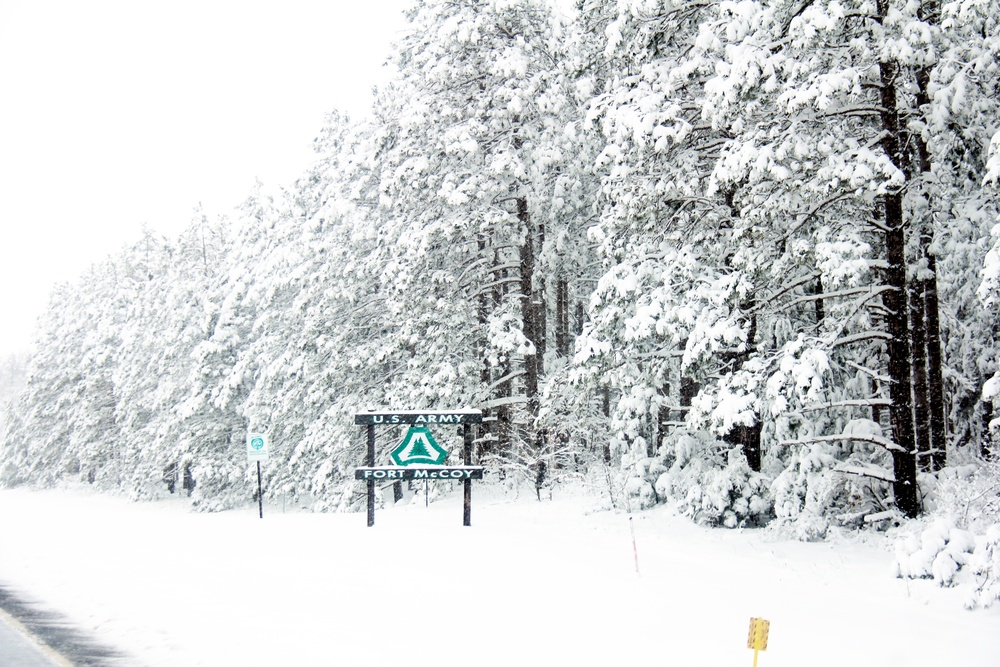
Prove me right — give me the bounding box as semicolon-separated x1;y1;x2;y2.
463;423;473;526
256;461;263;519
366;424;376;527
247;432;269;518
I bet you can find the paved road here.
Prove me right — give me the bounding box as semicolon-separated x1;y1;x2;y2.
0;584;126;667
0;609;66;667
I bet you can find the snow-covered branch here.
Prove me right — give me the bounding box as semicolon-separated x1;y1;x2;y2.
479;394;527;410
825;285;896;345
821;105;884;119
831;331;894;347
842;360;892;384
799;398;892;412
834;463;896;482
780;433;905;452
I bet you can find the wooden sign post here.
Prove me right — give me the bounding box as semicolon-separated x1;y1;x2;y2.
354;410;483;527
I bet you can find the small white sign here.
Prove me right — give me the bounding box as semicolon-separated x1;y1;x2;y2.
247;432;269;462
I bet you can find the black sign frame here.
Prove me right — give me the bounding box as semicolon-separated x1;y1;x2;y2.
355;410;484;527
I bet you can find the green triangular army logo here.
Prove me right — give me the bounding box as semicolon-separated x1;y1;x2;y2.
391;426;449;466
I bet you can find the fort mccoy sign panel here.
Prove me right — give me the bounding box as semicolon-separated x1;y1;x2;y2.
354;409;484;526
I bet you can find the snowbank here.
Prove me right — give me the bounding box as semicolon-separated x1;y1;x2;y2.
0;486;997;666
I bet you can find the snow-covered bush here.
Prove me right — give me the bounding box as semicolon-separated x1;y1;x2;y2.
966;525;1000;609
654;431;772;528
771;439;896;540
186;458;252;512
770;418;898;541
927;462;1000;532
606;447;663;512
892;518;977;587
893;462;1000;609
771;444;842;540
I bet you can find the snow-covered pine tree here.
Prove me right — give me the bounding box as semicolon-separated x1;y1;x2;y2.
575;0;779;515
573;0;999;525
1;260;126;488
369;0;582;490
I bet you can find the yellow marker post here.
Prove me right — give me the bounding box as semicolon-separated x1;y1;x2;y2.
747;617;770;667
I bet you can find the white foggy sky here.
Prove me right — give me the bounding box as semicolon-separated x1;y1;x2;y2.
0;0;410;357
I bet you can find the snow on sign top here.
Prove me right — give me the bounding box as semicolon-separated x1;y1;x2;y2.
354;410;483;425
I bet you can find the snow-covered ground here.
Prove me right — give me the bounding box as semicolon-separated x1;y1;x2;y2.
0;485;997;666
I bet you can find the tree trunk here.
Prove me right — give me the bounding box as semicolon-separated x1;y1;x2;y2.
477;234;493;458
720;311;761;471
495;250;513;454
883;210;920;518
536;218;547;364
909;279;932;472
878;56;921;518
518;197;541;420
555;278;570;357
913;0;946;472
923;235;948;471
680;374;698;413
983;400;995;460
813;275;825;325
517;196;545;489
725;421;762;472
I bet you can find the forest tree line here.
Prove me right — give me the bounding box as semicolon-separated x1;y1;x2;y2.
1;0;999;538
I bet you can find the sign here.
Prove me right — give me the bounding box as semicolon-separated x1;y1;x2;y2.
747;617;769;651
355;466;484;480
747;617;770;667
355;408;483;527
247;432;269;462
354;410;483;425
391;426;449;465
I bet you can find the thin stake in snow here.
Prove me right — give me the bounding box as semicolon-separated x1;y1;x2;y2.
629;516;640;575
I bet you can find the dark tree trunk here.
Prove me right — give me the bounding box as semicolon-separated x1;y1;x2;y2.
913;2;946;471
518;197;541;421
517;196;546;490
495;251;512;454
813;275;825;325
601;387;612;463
871;377;883;425
477;235;493;458
923;237;947;471
536;219;547;364
574;301;585;337
656;399;670;455
883;210;920;517
555;278;570;357
720;312;761;471
878;56;920;518
909;279;932;472
680;374;698;411
725;421;762;472
983;400;995;460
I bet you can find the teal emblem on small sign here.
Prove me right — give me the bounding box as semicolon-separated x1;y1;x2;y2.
247;432;269;462
390;426;449;466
